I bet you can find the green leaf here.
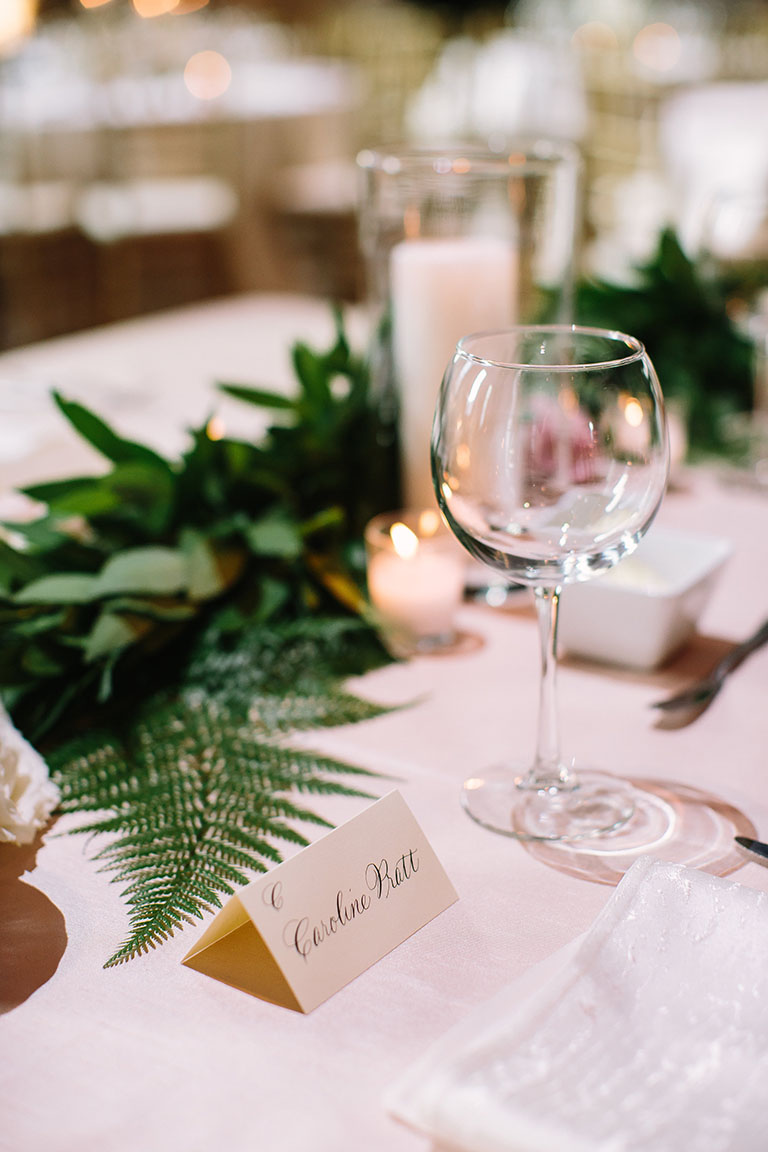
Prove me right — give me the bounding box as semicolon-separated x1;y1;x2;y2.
94;547;188;597
22;474;109;506
253;576;289;622
300;506;344;537
2;515;78;554
292;342;332;410
53;393;173;473
180;530;229;600
23;476;122;519
244;512;303;559
107;597;197;622
217;382;296;410
23;461;176;536
84;611;150;663
21;645;65;678
0;538;40;591
16;572;99;604
13;608;68;636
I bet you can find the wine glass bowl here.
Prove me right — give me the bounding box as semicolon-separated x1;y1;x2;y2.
432;326;669;841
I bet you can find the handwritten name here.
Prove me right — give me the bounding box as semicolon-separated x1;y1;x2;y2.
283;847;420;961
366;848;419;900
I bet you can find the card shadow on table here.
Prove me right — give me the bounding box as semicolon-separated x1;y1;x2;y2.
0;825;67;1014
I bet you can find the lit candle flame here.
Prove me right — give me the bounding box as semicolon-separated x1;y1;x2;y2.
390;522;419;559
206;415;226;441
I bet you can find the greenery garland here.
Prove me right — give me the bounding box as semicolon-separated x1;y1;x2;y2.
0;309;396;743
0;310;399;965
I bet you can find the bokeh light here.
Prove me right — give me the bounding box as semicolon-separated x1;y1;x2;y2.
184;50;232;101
633;23;682;72
132;0;179;19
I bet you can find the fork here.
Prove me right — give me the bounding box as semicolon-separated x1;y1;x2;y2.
652;617;768;714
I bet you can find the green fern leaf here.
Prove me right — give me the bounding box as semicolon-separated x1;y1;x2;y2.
47;616;394;967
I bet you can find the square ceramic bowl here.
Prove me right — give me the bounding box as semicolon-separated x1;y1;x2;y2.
558;526;733;670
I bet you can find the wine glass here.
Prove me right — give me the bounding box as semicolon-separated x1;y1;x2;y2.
432;325;669;842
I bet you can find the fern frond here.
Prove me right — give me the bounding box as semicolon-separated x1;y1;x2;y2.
48;614;396;966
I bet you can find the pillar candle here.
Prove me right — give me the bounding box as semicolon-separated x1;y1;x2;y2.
390;236;518;510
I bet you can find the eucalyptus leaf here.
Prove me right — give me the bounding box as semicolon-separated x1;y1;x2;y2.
16;572;99;604
245;513;303;559
179;530;226;600
94;547;188;597
84;611;152;663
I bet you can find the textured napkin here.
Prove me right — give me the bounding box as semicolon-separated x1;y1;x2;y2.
387;856;768;1152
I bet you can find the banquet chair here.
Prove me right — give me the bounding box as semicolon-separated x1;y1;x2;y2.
74;176;240;324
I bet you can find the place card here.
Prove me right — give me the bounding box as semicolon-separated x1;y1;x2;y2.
182;791;458;1013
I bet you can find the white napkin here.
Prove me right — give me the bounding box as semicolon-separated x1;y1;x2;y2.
387;856;768;1152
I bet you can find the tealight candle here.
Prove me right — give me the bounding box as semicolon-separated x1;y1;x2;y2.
365;509;466;656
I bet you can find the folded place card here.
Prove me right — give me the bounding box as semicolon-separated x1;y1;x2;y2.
182;790;458;1013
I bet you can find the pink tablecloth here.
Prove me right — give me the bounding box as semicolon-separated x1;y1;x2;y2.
1;295;767;1151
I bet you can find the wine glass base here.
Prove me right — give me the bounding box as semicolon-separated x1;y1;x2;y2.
462;767;637;842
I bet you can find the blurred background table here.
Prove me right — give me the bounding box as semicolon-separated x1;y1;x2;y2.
4;0;768;349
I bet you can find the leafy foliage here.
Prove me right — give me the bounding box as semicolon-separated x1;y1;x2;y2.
575;229;755;458
219;311;400;539
0;311;404;965
0;309;397;744
48;617;394;967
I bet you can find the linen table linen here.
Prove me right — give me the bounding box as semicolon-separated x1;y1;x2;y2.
1;294;767;1152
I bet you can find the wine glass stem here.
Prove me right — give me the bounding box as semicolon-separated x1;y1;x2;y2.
528;585;571;789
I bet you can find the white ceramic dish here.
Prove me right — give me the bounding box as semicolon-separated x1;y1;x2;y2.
558;526;733;670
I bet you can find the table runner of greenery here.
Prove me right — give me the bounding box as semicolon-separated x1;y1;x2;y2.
0;312;399;965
